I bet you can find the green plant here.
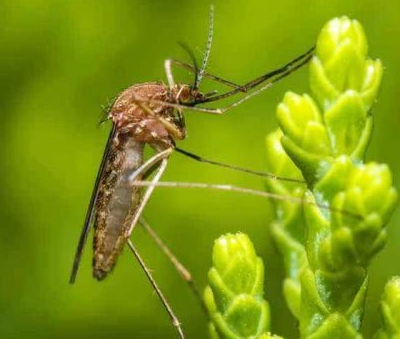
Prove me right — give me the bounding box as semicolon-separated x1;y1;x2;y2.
374;277;400;339
204;16;398;339
204;233;273;339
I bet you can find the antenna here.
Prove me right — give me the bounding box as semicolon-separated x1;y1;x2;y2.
195;4;214;89
178;42;199;88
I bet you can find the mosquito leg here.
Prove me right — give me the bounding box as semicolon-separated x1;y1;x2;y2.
132;180;363;221
198;45;315;103
165;59;242;90
150;47;315;115
124;84;261;114
126;97;224;115
198;74;290;114
165;59;176;88
129;51;308;116
138;48;314;115
165;59;243;90
131;96;185;139
126;156;169;237
139;217;207;314
139;218;191;282
127;239;185;339
174;147;305;184
185;49;315;114
128;148;173;183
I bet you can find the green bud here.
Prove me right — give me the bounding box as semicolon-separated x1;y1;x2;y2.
212;233;260;297
277;92;331;157
204;233;270;339
278;18;383;185
302;158;398;271
317;17;368;64
310;16;382;111
330;163;397;267
345;163;397;223
375;277;400;339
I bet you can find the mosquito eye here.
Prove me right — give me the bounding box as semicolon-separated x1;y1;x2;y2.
179;94;190;104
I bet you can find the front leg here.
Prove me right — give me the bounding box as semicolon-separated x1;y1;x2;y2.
165;59;176;88
164;58;243;90
126;152;171;238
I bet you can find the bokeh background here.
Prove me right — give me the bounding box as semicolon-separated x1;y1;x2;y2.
1;0;399;338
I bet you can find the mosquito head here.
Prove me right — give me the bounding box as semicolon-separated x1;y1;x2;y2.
174;84;206;105
164;83;209;140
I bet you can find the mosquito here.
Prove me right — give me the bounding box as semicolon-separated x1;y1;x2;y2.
69;5;320;339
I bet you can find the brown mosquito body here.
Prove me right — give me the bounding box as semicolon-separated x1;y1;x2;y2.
92;83;196;279
69;6;319;339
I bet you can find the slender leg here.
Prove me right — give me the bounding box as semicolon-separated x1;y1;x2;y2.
139;217;207;314
130;97;303;183
128;98;224;114
165;59;243;90
130;50;313;116
174;147;305;184
127;239;185;339
131;180;362;221
126;156;169;238
199;46;315;103
131;96;185;139
165;59;176;88
165;45;314;97
128;148;173;183
127;96;305;185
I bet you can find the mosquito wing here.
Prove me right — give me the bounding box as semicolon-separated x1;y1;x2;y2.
69;123;117;284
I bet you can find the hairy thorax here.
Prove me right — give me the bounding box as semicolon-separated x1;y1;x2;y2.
110;82;177;147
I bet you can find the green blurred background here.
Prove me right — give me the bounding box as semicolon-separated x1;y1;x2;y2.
0;0;399;338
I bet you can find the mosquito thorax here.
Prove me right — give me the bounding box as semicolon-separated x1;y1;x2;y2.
109;82;187;148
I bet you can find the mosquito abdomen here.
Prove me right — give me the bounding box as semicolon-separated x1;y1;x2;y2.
93;136;144;280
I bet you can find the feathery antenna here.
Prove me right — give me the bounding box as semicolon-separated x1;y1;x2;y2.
195;4;214;89
178;42;199;88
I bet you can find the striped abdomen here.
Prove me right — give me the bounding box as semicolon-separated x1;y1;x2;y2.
93;135;144;280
